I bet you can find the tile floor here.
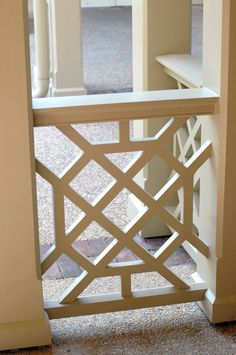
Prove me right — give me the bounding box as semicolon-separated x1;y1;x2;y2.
41;236;193;280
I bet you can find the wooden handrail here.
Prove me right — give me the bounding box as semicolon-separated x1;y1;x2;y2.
33;88;218;127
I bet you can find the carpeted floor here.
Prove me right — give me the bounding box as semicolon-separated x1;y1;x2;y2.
3;264;236;354
5;309;236;354
18;307;234;355
38;304;236;355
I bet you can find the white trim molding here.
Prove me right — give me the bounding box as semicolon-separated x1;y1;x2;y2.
81;0;132;7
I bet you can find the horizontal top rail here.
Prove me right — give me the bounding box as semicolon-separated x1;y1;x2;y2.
33;88;218;127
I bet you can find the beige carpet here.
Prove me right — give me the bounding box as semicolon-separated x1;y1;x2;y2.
9;304;236;355
6;264;236;355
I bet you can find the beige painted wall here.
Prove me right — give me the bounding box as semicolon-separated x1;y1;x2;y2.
0;0;51;350
131;0;191;237
133;0;191;91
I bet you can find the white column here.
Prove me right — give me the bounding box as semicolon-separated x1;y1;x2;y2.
197;0;236;323
49;0;86;97
32;0;50;98
130;0;191;237
0;0;51;350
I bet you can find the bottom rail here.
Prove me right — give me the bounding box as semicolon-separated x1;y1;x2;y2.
45;282;206;319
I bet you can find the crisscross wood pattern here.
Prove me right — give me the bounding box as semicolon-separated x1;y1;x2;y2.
36;116;210;317
33;89;218;319
171;116;202;258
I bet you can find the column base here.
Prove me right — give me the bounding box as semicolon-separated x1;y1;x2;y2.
0;312;51;351
198;289;236;324
51;87;87;97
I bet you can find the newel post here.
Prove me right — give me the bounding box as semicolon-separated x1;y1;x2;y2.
197;0;236;323
0;0;51;350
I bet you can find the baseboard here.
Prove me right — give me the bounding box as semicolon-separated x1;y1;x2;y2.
0;312;51;351
198;290;236;324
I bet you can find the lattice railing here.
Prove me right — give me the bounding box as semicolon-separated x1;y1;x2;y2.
33;89;218;319
171;115;201;238
172;101;203;258
156;55;203;247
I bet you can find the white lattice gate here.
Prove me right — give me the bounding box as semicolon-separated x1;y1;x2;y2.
33;89;217;319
